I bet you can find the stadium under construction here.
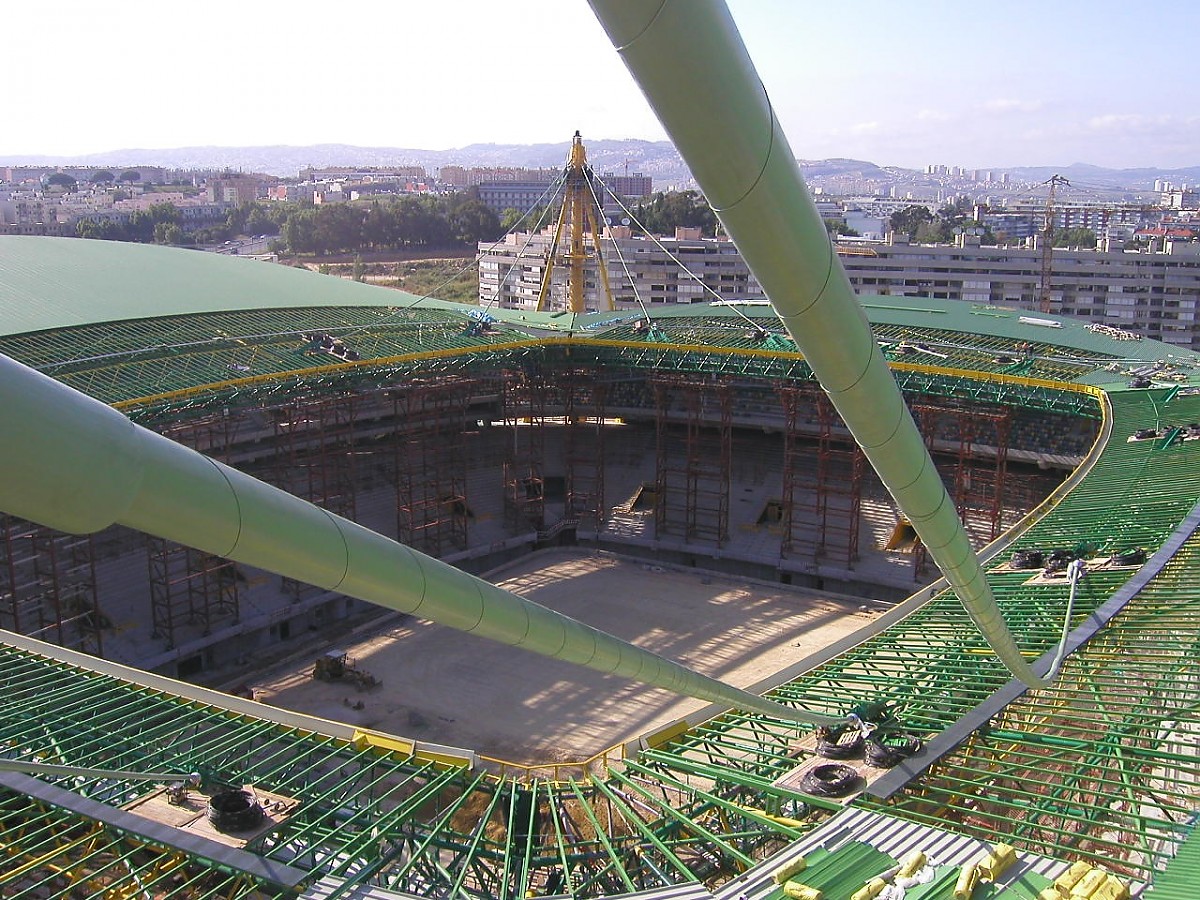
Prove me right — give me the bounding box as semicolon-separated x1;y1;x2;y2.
4;3;1200;899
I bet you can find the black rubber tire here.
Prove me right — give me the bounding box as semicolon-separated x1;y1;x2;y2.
207;789;264;833
865;736;924;769
800;763;859;797
814;725;864;760
1010;549;1044;570
1112;548;1146;566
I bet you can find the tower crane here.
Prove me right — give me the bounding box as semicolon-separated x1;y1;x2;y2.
1039;174;1070;313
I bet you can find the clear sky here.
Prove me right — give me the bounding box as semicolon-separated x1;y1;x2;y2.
7;0;1197;170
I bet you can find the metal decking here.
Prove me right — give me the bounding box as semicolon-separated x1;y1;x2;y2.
4;238;1200;897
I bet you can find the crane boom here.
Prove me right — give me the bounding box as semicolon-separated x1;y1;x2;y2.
1039;174;1069;313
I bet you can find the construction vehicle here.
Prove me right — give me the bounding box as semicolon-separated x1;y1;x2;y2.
311;650;380;690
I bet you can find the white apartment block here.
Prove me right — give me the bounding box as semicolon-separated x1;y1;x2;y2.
478;231;1200;351
479;228;763;313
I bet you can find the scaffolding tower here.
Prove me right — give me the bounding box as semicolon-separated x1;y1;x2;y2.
266;394;360;599
562;367;608;531
1;516;103;657
392;378;474;557
270;394;359;520
779;385;865;567
652;375;732;547
147;544;243;648
503;370;549;533
149;412;244;647
159;410;240;462
915;403;1013;543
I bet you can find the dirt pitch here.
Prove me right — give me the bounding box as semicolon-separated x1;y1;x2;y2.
249;550;881;763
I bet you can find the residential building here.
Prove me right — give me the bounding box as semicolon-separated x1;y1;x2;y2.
298;166;427;182
477;178;566;215
479;231;1200;350
479;228;761;311
206;175;263;205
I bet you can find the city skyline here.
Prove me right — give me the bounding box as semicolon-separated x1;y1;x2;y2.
7;1;1199;170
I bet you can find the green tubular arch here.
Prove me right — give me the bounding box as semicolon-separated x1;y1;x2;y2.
588;0;1049;688
0;352;839;726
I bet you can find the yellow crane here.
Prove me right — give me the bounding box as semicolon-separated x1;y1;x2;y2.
536;131;616;313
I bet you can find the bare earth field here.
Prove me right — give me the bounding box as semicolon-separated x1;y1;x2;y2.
249;550;881;763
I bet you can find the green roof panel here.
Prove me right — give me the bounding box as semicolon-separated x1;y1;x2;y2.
0;235;453;335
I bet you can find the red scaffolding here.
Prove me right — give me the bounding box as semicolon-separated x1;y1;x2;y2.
147;544;243;648
1;516;103;657
502;371;549;533
149;412;244;647
651;375;732;547
778;385;865;567
915;402;1012;543
391;378;474;557
270;394;359;521
562;367;608;531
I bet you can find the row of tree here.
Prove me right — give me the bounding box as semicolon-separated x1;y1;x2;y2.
889;199;998;244
283;194;501;255
72;187;730;256
632;190;718;237
45;170;143;192
889;200;1097;248
75;192;506;255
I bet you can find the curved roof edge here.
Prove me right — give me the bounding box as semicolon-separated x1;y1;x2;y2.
0;235;472;335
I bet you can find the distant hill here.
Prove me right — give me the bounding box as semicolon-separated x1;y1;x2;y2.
2;143;1194;194
1004;163;1200;192
0;141;696;187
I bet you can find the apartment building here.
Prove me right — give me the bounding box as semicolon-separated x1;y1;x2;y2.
478;231;1200;351
479;227;761;312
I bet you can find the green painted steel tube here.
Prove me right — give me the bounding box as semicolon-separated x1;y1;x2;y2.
0;352;836;726
588;0;1048;688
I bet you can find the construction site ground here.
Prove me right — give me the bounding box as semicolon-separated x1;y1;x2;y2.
247;549;883;764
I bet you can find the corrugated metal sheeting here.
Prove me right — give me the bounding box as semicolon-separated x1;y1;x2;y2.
1144;824;1200;899
718;807;1072;900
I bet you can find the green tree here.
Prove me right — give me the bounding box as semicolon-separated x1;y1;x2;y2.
244;204;278;237
1052;227;1096;249
824;219;860;237
283;206;318;254
362;201;397;249
634;190;717;236
499;207;527;234
914;220;952;243
154;222;185;245
76;218;127;240
889;205;933;238
46;173;78;192
118;169;141;184
446;197;501;244
312;203;364;254
90;170;115;184
352;254;366;282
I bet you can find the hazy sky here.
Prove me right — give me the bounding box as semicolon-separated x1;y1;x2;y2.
7;1;1197;169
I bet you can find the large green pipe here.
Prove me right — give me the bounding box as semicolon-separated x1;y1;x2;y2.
0;352;837;726
589;0;1048;688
